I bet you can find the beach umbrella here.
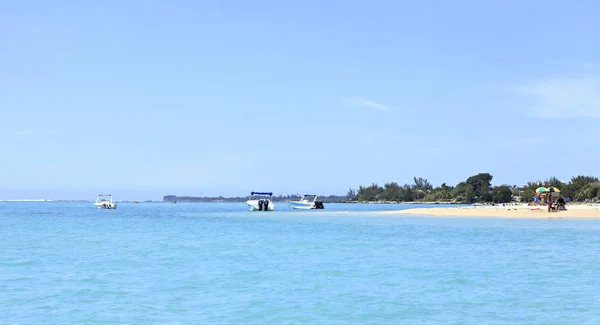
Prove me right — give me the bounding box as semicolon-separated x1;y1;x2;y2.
535;187;549;193
548;186;560;192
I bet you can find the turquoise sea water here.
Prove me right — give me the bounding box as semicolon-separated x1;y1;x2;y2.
2;202;600;324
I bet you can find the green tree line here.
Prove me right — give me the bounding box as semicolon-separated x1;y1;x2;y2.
164;174;599;204
349;173;600;204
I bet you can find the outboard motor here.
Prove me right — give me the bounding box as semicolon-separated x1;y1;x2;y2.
315;201;324;209
264;200;269;211
258;199;264;211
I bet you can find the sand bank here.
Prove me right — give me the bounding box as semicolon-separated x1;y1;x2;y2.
381;205;600;219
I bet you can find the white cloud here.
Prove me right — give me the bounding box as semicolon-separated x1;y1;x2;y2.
517;76;600;118
344;97;391;111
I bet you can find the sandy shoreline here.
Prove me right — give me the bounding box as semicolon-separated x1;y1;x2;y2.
381;205;600;219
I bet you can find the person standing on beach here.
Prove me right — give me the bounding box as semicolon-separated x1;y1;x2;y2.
548;195;552;213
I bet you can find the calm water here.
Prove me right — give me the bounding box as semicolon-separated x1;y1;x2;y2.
2;202;600;324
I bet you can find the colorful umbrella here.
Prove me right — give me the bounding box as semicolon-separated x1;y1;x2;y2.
548;186;560;192
535;187;549;193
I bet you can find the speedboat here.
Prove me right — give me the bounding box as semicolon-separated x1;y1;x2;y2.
94;194;117;209
290;194;325;210
246;192;274;211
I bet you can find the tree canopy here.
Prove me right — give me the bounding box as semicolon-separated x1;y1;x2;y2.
352;173;600;203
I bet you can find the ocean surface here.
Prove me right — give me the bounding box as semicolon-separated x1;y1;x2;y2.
2;202;600;324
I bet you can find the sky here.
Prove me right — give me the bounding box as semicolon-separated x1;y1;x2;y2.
1;0;599;200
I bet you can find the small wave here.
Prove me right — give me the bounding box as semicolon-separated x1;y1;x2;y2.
0;260;38;267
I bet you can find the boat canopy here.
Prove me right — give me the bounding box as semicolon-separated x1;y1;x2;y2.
251;192;273;196
98;194;112;196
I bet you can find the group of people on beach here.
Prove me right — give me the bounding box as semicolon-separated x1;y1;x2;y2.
531;193;566;212
543;194;566;213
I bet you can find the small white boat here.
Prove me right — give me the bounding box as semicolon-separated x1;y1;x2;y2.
290;194;325;210
246;192;274;211
94;194;117;209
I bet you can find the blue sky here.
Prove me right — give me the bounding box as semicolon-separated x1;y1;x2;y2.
1;0;599;200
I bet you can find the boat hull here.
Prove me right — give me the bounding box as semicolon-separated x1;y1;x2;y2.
290;201;315;210
246;200;274;211
94;202;117;209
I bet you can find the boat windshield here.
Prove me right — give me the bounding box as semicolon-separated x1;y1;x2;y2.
96;195;112;202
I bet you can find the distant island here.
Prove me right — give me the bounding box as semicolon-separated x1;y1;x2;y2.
163;194;350;203
164;173;600;204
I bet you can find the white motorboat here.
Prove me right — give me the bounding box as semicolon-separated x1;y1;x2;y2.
289;194;325;210
94;194;117;209
246;192;274;211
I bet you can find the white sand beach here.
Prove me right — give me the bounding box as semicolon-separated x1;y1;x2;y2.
381;204;600;219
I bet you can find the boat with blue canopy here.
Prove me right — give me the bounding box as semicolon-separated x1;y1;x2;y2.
247;192;274;211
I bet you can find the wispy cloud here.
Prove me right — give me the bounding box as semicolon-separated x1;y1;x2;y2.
31;166;82;173
15;130;39;136
516;76;600;118
519;136;544;143
344;98;391;111
546;60;600;69
15;129;58;136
